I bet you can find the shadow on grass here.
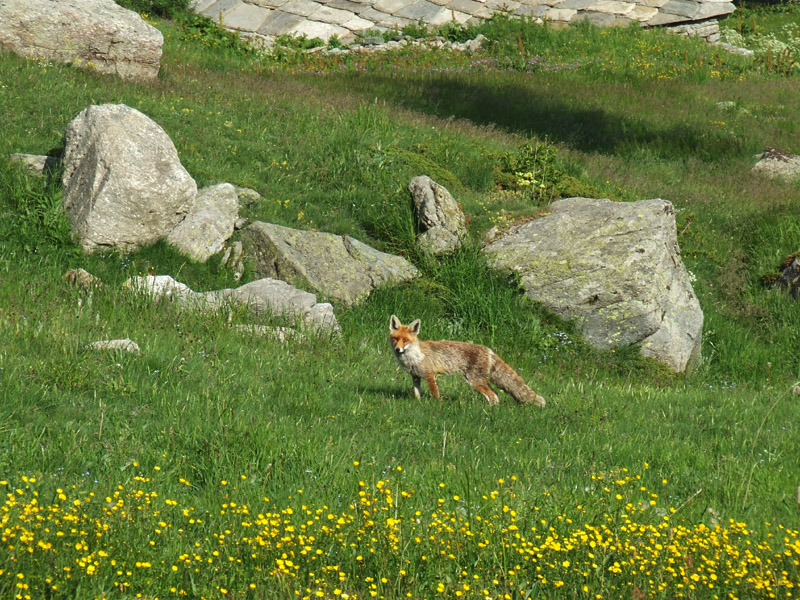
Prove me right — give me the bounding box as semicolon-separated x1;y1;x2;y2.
334;73;744;160
361;384;412;401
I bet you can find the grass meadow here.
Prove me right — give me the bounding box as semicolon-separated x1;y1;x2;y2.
1;2;800;598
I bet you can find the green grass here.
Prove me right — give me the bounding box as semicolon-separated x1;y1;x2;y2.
1;4;800;598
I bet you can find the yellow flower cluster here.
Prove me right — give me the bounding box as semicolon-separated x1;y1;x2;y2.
513;172;545;190
0;470;797;599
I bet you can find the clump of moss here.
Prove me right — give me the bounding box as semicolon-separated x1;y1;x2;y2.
390;148;463;192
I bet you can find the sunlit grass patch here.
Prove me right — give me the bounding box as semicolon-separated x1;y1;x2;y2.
3;4;800;600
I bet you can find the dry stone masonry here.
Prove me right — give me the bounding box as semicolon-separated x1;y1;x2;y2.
192;0;734;47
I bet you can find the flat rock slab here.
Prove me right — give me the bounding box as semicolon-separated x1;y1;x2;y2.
234;324;304;342
483;197;703;373
125;275;341;334
242;221;419;306
86;338;140;352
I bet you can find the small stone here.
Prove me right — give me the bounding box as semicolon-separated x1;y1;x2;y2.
717;42;754;56
752;147;800;183
232;185;262;207
10;153;59;177
167;182;240;263
87;338;140;353
360;35;385;45
64;268;102;289
234;325;304;342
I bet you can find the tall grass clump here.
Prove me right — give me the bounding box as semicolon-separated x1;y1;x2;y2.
0;159;76;255
721;19;800;74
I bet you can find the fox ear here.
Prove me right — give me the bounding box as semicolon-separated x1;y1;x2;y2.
409;319;421;335
390;314;400;331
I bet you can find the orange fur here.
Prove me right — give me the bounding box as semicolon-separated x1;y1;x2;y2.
389;315;545;406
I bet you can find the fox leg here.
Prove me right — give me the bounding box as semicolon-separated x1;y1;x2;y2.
412;376;422;399
468;378;499;405
426;374;440;399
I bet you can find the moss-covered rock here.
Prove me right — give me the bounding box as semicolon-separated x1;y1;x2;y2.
483;197;703;373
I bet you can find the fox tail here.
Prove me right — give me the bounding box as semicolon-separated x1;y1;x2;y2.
490;355;546;406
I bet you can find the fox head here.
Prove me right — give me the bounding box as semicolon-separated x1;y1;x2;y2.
389;315;421;355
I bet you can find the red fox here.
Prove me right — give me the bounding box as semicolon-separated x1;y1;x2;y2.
389;315;545;406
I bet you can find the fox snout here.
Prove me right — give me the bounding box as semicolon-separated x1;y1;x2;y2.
392;338;408;353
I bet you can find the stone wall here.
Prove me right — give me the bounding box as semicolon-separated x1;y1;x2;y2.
666;17;720;43
192;0;735;46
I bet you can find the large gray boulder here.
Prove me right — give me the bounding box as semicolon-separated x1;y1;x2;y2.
167;183;240;262
408;175;466;255
483;197;703;373
124;275;340;335
62;104;197;253
242;222;420;306
0;0;163;82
